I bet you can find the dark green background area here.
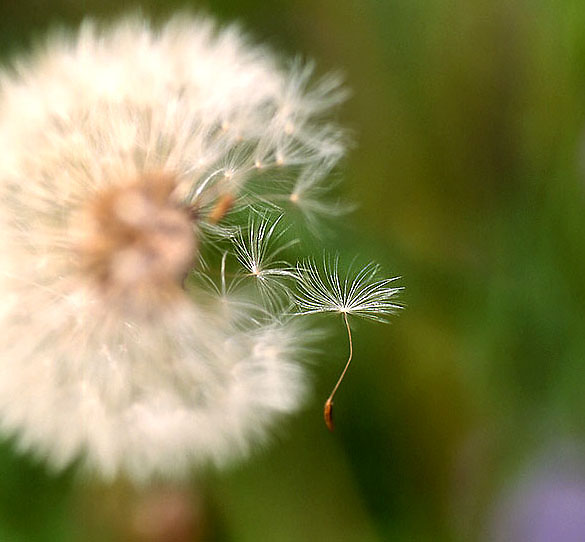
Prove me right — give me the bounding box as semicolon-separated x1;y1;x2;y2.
2;1;585;540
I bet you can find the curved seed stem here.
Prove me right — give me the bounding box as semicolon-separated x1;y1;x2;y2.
324;311;353;431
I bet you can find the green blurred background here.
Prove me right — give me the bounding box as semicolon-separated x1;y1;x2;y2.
2;0;585;540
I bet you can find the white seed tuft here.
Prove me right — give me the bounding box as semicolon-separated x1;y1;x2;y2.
294;257;403;321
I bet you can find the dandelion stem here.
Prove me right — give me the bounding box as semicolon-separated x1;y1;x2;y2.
324;311;353;431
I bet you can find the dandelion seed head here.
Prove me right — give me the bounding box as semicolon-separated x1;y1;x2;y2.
0;14;352;481
0;9;403;478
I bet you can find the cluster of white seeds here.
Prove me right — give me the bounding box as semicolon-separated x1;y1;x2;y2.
0;15;401;482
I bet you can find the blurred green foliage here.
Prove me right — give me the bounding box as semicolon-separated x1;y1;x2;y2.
2;0;585;540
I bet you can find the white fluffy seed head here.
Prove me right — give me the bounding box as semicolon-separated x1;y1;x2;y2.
0;14;350;482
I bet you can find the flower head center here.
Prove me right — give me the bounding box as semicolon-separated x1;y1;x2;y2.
76;173;196;310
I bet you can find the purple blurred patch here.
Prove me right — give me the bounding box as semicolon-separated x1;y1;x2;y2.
489;443;585;542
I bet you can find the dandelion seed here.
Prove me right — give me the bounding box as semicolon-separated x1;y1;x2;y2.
231;215;297;309
268;161;354;233
294;258;402;430
232;216;295;278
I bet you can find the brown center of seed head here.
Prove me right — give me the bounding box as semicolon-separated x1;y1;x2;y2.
76;172;197;312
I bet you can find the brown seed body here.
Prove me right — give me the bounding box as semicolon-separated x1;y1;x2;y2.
208;193;235;224
324;398;334;432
